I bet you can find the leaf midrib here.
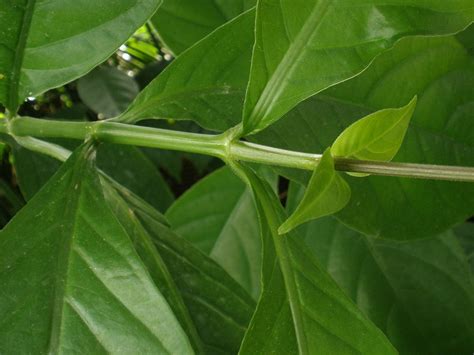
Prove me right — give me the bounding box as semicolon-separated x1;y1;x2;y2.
8;0;36;112
245;0;331;133
47;155;89;353
254;179;309;354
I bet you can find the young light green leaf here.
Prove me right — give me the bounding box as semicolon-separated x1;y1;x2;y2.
0;143;193;354
241;0;473;135
117;10;255;130
332;96;417;162
237;163;396;355
252;34;474;240
279;149;350;234
151;0;256;55
0;0;161;113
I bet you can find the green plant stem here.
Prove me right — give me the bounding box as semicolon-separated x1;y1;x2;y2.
3;117;474;183
14;136;72;161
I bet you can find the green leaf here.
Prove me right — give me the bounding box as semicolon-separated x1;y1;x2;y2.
237;164;396;355
0;143;193;353
151;0;256;55
457;23;474;56
10;139;174;211
241;0;474;135
0;179;24;228
166;166;262;299
12;142;62;200
253;34;474;240
97;143;174;212
332;96;417;162
77;66;139;118
286;184;474;353
0;0;161;113
118;10;255;130
279;148;350;234
115;182;256;354
100;177;204;353
454;222;474;273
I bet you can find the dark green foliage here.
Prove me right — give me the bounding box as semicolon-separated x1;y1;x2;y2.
0;1;473;354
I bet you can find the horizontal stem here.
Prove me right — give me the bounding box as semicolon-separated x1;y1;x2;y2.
2;117;474;183
231;141;474;182
7;117;225;158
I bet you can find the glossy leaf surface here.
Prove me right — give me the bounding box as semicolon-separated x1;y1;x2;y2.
0;0;161;112
254;34;474;240
287;184;474;354
77;66;139;118
242;0;474;135
101;178;204;353
238;164;396;355
0;144;193;353
151;0;256;54
118;10;255;130
121;186;256;354
279;149;350;234
332;96;417;162
166;167;261;299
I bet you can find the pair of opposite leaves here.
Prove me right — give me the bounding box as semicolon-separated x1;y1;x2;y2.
279;96;417;234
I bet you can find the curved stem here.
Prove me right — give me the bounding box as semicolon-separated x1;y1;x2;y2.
3;117;474;183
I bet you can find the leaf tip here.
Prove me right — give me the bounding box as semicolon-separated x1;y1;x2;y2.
277;222;291;235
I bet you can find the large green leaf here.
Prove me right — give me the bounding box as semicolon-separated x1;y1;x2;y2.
77;66;139;118
279;148;350;234
0;143;193;353
118;10;255;130
287;183;474;354
166;166;261;299
237;164;396;354
117;183;256;354
0;0;160;113
254;34;474;240
151;0;256;55
101;177;204;353
241;0;474;135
